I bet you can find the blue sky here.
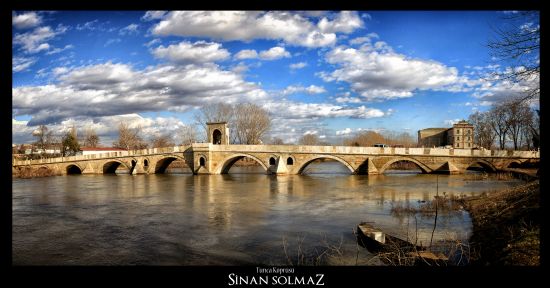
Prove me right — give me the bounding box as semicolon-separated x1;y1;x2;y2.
12;11;539;145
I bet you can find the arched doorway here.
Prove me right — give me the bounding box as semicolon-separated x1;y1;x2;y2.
212;129;222;145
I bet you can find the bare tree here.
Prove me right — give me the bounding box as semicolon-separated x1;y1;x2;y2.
194;103;236;142
299;134;320;145
112;122;148;150
468;111;495;149
488;103;511;149
178;124;199;145
488;11;539;101
233;103;271;144
504;99;534;150
84;128;100;147
32;125;53;154
151;134;175;148
269;137;285;145
529;109;539;149
343;131;385;147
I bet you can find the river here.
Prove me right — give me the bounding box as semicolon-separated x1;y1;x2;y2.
12;161;523;265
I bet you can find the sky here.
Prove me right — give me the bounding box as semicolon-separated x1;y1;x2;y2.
12;11;540;145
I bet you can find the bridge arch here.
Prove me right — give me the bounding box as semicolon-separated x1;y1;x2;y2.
102;160;132;174
65;163;83;174
297;155;355;174
153;154;189;174
378;157;431;174
506;160;523;168
466;159;497;172
215;153;269;174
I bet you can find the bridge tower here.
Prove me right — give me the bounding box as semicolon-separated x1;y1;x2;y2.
207;122;229;145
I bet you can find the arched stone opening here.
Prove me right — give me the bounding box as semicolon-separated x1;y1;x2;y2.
154;156;190;174
103;161;130;174
379;158;430;174
213;129;222;145
507;161;522;168
297;156;354;175
287;157;294;165
466;160;496;172
269;157;276;166
66;164;82;175
217;154;268;174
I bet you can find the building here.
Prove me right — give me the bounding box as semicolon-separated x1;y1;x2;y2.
77;147;127;156
207;122;230;145
450;120;474;149
418;120;474;149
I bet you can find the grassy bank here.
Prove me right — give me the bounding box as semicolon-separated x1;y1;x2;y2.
13;166;61;179
462;180;540;265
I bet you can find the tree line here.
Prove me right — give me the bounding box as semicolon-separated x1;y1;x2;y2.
468;11;540;151
468;99;539;150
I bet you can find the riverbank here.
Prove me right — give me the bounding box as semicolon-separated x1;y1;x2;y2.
12;166;60;178
462;179;539;265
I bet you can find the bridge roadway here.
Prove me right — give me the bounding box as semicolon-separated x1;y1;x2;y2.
12;143;540;175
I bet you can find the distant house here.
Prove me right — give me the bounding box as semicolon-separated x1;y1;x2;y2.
77;147;127;156
418;120;474;149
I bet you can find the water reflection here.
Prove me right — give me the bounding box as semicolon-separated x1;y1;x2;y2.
12;162;523;265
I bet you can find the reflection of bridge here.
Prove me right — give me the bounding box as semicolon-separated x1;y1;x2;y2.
12;144;539;175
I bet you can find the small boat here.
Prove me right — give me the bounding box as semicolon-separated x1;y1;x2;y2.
356;222;449;265
356;222;424;253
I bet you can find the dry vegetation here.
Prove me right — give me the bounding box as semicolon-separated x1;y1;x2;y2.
390;193;466;217
13;166;61;179
463;180;540;265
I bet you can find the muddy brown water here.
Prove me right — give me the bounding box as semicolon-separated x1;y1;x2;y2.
12;161;523;265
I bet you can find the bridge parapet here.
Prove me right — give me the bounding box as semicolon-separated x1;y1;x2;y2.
12;143;540;168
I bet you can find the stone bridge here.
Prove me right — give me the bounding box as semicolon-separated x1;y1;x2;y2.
12;144;540;176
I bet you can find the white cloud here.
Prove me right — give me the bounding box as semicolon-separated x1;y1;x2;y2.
144;38;161;47
13;61;267;125
317;11;363;34
45;44;74;55
12;12;42;29
13;56;37;72
259;47;291;60
470;67;539;105
335;128;353;135
303;130;318;135
234;49;259;60
151;11;363;48
119;23;139;36
290;62;307;69
142;11;168;21
349;33;378;45
13;25;68;54
235;47;291;61
76;19;99;31
320;43;463;101
262;101;385;119
283;85;326;95
231;62;249;74
52;67;70;76
444;119;461;126
104;38;121;47
152;41;230;64
335;96;362;103
12;114;190;145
